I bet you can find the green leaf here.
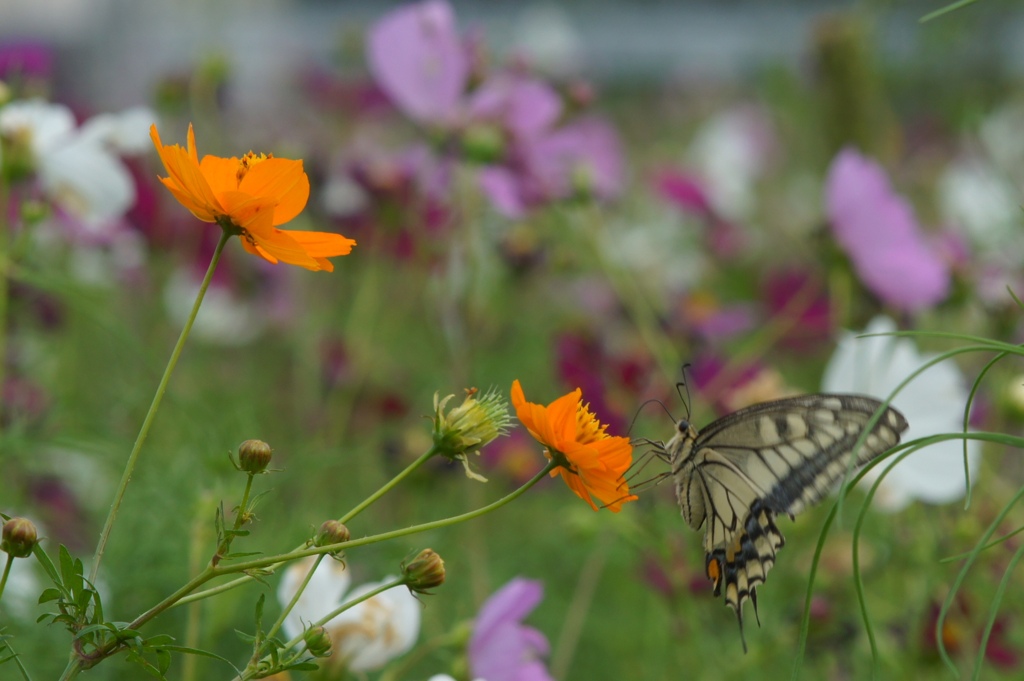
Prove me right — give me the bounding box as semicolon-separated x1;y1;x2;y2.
38;588;62;604
920;0;982;22
32;544;61;586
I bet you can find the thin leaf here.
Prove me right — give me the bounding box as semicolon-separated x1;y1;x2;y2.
920;0;982;22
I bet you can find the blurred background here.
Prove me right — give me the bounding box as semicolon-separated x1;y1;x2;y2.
2;1;1024;679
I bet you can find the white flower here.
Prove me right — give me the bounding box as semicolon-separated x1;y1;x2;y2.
937;157;1021;258
0;99;153;228
821;315;981;512
163;268;267;345
686;105;773;221
278;557;421;672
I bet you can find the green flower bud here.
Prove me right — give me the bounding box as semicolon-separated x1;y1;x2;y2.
402;548;445;594
460;124;506;164
315;520;350;547
2;517;39;558
304;625;332;657
237;439;272;473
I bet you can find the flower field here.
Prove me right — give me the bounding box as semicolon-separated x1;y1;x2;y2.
1;1;1023;679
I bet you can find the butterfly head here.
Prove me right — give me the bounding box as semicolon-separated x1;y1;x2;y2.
665;418;698;465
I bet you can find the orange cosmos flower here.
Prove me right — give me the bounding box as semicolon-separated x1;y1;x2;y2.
150;124;355;271
510;379;637;512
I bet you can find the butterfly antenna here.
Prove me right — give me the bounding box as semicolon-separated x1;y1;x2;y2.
676;363;693;421
628;399;677;438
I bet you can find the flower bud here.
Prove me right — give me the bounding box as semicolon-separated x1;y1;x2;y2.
402;548;445;594
460;124;505;164
1;517;39;558
303;625;333;657
315;520;350;547
433;388;510;481
237;439;272;473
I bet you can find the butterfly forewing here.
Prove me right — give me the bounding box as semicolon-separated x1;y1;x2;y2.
668;393;908;649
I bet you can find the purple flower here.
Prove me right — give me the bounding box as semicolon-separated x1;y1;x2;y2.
366;0;468;127
469;578;554;681
825;148;950;313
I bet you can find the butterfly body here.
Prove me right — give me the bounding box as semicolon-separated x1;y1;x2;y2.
667;393;908;648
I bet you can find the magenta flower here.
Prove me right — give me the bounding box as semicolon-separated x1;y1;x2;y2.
469;578;553;681
366;0;468;127
825;148;950;313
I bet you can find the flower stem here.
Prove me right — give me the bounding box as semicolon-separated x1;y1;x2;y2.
238;578;406;681
339;445;440;524
0;554;13;601
87;231;231;585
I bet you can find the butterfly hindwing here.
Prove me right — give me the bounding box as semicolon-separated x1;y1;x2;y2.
668;393;908;649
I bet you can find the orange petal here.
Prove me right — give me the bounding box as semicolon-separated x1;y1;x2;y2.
239;158;310;225
220;191;322;270
287;230;356;257
201;155;242;197
151;124;223;219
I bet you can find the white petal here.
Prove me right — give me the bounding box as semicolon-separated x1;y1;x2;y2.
79;106;157;154
38;137;134;224
277;556;352;641
822;315;981;512
326;577;421;671
0;99;75;155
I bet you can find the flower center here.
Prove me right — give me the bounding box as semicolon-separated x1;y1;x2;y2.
235;151;273;186
575;403;609;445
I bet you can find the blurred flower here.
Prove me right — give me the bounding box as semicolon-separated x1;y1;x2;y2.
469;577;554;681
163;266;268;345
556;332;625;434
510;379;637;512
653;169;746;258
686;105;774;221
676;291;756;344
150;124;355;271
366;0;468;128
0;99;152;228
762;270;833;350
0;40;54;84
825;148;950;313
821;315;980;511
689;355;797;415
923;598;1019;670
278;557;421;672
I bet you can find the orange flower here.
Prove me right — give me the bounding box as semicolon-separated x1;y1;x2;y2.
510;379;637;512
150;124;355;271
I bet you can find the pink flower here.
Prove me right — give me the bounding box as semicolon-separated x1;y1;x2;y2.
469;578;553;681
366;0;468;127
825;148;950;313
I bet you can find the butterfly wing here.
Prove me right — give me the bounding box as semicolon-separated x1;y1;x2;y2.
670;394;908;648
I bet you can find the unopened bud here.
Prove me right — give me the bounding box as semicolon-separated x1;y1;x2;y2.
304;625;332;657
460;124;505;164
403;548;446;594
315;520;350;547
2;517;39;558
237;439;272;473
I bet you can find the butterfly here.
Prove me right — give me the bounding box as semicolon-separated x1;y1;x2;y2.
665;393;908;649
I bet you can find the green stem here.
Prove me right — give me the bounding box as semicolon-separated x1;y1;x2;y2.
0;554;13;601
140;461;556;632
339;445;440;524
88;230;231;586
239;578;406;681
0;178;10;434
213;473;255;567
